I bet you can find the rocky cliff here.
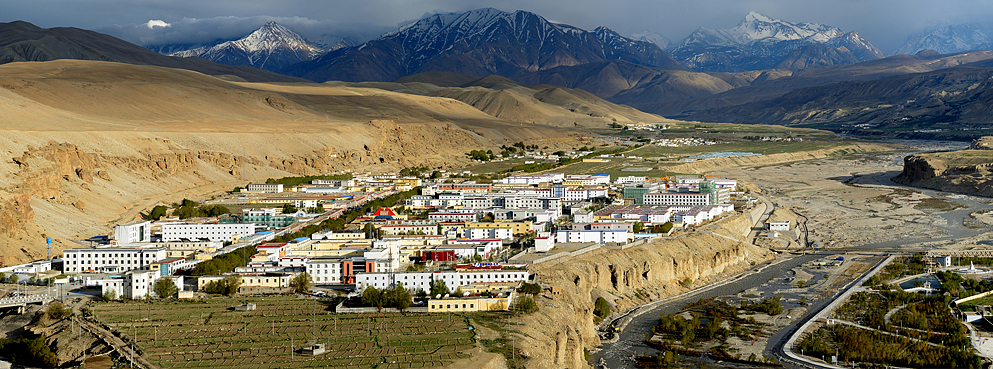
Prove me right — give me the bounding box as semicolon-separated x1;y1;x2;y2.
893;151;993;197
517;214;771;368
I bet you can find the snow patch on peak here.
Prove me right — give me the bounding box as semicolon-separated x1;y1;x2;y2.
744;11;773;23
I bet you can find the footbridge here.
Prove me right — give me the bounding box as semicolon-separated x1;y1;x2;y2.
0;294;57;314
925;249;993;258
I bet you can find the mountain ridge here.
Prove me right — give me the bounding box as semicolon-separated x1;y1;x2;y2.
169;21;326;72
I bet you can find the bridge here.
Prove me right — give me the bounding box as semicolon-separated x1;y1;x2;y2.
925;249;993;258
0;294;57;313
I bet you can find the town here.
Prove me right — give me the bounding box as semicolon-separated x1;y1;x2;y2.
9;169;745;306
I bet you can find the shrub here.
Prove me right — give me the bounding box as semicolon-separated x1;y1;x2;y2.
512;296;539;314
593;297;611;319
46;302;71;320
202;275;242;296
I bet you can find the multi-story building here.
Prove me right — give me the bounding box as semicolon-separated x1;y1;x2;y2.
63;247;167;273
465;221;531;236
643;192;710;207
161;223;255;242
436;182;492;194
100;270;183;300
356;269;530;292
592;205;673;225
114;220;151;245
428;212;477;222
463;227;512;240
501;173;565;185
555;229;629;244
245;183;284;193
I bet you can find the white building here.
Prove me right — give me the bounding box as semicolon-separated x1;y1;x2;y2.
161;223;255;242
100;270;182;300
429;212;478;222
356;270;530;292
501;173;565;185
555;230;629;244
643;192;711;207
768;221;791;231
245;183;284;193
464;227;512;240
534;234;554;252
615;176;647;184
63;247;167;273
114;220;151;245
13;261;52;274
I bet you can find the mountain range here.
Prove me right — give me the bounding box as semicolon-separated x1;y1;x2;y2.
895;23;993;55
282;8;683;82
0;20;304;83
667;12;883;72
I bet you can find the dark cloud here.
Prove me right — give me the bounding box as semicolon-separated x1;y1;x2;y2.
3;0;993;52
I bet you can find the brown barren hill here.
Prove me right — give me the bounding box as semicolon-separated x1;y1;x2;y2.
0;60;592;264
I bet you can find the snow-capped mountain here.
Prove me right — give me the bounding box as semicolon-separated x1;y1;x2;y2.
669;11;882;72
283;8;683;83
166;22;325;72
895;23;993;55
631;31;670;50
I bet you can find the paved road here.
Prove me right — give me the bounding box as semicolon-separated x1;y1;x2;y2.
593;252;826;368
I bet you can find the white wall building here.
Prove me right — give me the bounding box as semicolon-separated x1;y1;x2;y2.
100;270;181;300
63;247;167;273
245;183;284;193
643;193;711;207
356;270;530;292
429;212;478;222
114;220;151;245
555;230;630;244
534;234;554;252
161;223;255;242
768;221;791;231
464;227;512;240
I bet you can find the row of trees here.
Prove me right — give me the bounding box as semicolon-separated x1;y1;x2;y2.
362;284;413;312
191;246;257;276
147;199;231;220
263;173;352;187
201;275;242;296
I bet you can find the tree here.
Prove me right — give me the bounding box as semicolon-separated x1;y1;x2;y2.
290;272;312;294
362;286;386;312
153;278;178;298
203;275;242;296
429;279;450;297
389;283;412;313
282;203;298;214
147;205;168;220
594;297;611;319
633;222;644;233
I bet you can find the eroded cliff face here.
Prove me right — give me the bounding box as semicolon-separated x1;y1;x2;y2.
0;121;575;264
893;153;993;197
518;214;771;368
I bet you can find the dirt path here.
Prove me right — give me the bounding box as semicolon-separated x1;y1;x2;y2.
77;317;159;369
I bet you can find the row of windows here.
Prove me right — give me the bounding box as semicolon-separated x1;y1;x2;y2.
432;303;475;309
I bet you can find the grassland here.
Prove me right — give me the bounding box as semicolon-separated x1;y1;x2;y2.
87;295;474;369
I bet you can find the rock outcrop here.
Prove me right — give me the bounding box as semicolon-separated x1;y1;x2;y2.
893;151;993;197
518;214;771;368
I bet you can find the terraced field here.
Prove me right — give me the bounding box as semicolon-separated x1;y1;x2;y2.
88;296;474;369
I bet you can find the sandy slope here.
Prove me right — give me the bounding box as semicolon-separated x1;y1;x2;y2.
0;60;601;264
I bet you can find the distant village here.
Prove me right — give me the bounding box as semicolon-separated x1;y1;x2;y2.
5;169;757;313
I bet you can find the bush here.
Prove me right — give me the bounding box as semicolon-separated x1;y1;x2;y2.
0;337;58;367
191;246;256;275
387;284;412;312
516;282;541;296
594;297;611;319
429;279;450;297
46;302;72;320
101;290;117;302
147;205;168;220
512;296;539;314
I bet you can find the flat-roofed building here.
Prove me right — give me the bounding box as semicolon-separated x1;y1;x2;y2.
63;247;167;274
114;220;151;245
161;223;255;242
245;183;284;193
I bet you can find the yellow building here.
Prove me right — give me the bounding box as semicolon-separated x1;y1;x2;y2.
466;221;531;236
427;296;510;312
197;273;291;291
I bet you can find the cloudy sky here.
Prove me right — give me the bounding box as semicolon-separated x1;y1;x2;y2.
3;0;992;53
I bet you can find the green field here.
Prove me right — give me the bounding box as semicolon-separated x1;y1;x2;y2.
88;296;474;369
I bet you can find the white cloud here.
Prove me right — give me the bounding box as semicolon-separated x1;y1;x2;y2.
145;19;171;29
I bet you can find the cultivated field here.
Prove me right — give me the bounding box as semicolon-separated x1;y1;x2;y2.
88;296;474;369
